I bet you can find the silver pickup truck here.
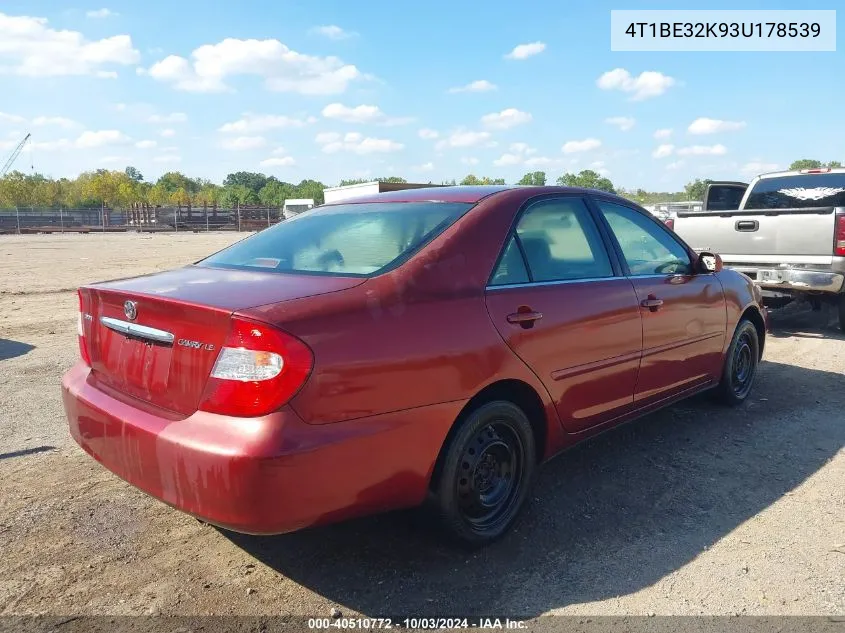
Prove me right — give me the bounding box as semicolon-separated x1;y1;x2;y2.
672;168;845;330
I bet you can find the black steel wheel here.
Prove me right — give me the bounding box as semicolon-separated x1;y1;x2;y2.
714;318;760;406
431;401;536;547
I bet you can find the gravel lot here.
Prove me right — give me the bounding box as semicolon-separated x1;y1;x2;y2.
0;233;843;619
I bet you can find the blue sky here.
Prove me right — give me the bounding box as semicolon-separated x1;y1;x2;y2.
0;0;842;190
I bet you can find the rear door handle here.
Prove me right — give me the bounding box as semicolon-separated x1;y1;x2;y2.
640;296;664;312
506;309;543;328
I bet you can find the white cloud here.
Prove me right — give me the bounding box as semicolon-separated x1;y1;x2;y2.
414;162;434;172
741;161;779;175
461;157;479;166
159;128;176;138
654;128;673;140
135;140;157;149
270;146;287;155
86;8;116;18
493;143;537;167
96;70;118;79
448;79;497;93
146;37;364;94
666;160;685;171
75;129;130;148
148;112;187;124
100;155;129;164
219;113;308;134
221;135;266;151
0;111;26;124
436;129;491;150
0;12;139;77
32;138;73;151
418;128;439;140
31;116;78;128
260;156;296;167
317;131;403;155
688;117;747;135
505;41;546;60
315;131;340;145
524;156;558;168
311;25;356;40
605;116;635;131
652;144;674;158
677;144;728;156
481;108;532;130
153;154;181;163
562;138;602;153
160;145;178;153
597;68;676;101
321;103;412;126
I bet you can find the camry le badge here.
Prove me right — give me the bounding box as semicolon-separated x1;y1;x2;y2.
123;300;138;321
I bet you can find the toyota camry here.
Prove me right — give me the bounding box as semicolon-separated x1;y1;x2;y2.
62;185;767;546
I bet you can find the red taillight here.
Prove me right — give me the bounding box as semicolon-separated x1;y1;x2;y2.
77;289;91;366
664;218;675;231
801;168;831;174
198;316;313;417
835;215;845;257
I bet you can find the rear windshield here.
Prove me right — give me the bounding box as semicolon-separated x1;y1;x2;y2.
198;201;474;277
744;173;845;209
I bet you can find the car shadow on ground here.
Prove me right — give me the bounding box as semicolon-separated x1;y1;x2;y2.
767;301;844;340
0;338;35;361
224;358;844;618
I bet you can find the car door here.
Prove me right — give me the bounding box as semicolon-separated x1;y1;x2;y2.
592;198;727;405
484;196;643;433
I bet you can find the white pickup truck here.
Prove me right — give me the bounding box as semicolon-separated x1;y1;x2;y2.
672;168;845;330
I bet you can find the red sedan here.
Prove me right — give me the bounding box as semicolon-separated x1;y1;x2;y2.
62;186;766;546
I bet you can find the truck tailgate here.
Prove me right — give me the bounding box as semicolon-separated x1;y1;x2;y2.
675;207;836;263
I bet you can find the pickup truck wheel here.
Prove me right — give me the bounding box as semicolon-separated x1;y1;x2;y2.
838;295;845;332
431;401;536;548
714;319;760;406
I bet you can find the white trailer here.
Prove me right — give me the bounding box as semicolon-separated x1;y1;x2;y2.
323;181;447;205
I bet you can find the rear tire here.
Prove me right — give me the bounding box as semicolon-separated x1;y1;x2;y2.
714;319;760;406
431;401;536;547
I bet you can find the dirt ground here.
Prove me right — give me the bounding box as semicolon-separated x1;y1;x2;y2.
0;233;843;619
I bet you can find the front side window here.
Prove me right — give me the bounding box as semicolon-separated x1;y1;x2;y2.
199;201;473;277
502;197;613;283
596;200;692;276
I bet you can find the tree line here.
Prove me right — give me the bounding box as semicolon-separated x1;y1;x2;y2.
0;158;838;209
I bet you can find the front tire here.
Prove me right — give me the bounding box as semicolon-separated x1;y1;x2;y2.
431;401;536;547
714;319;760;406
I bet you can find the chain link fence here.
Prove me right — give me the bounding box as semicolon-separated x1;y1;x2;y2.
0;206;288;234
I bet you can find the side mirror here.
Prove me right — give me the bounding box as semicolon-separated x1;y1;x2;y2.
696;251;723;273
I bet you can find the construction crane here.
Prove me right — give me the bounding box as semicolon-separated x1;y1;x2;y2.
1;133;31;177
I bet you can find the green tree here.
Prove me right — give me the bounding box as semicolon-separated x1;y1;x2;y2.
556;170;616;193
125;166;144;182
292;179;325;205
223;171;268;195
684;178;713;201
517;171;546;186
258;180;291;207
460;175;505;185
156;171;199;195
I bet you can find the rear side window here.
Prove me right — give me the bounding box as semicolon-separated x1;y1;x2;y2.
745;173;845;209
199;201;473;277
497;197;613;283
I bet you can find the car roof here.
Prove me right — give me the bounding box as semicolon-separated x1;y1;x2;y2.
320;185;627;205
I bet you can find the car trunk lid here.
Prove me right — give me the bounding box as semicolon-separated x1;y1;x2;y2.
79;265;364;415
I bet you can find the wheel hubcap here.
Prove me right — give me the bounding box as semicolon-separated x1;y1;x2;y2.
456;422;525;531
732;331;756;397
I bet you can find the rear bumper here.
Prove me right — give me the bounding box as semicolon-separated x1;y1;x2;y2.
730;265;845;294
61;362;458;534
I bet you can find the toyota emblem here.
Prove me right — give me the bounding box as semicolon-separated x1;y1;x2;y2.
124;300;138;321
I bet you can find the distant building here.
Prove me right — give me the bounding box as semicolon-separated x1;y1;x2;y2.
282;198;315;219
323;181;446;205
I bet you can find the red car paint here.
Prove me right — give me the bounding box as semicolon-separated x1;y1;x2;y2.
62;186;766;535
